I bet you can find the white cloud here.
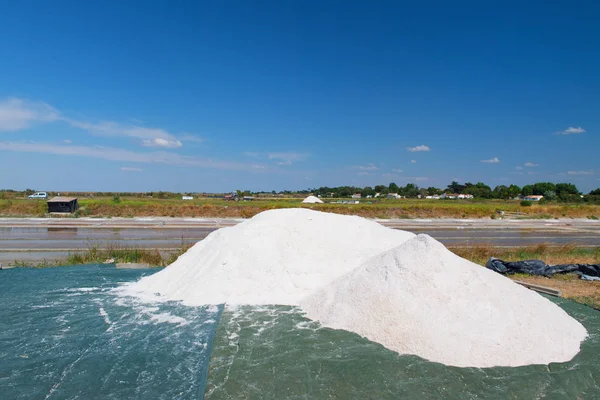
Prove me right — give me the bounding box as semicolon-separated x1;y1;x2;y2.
267;152;309;164
276;160;292;166
0;141;261;171
0;98;197;150
357;171;374;176
481;157;500;163
567;170;593;176
524;162;538;167
515;166;523;170
407;176;429;181
244;151;260;158
407;145;430;152
556;126;585;135
141;137;183;148
0;98;59;132
352;163;379;171
120;167;143;172
64;139;72;144
66;119;184;148
392;169;403;173
410;160;416;164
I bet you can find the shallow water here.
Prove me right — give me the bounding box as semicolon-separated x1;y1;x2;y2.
0;265;219;399
1;266;599;399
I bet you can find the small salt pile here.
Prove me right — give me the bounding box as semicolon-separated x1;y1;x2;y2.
123;209;587;367
302;195;323;204
300;234;587;367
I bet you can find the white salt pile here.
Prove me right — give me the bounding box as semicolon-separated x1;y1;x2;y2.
126;208;414;305
300;234;588;367
302;195;323;204
124;208;587;367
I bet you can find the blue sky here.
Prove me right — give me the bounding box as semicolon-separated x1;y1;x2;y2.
1;1;598;192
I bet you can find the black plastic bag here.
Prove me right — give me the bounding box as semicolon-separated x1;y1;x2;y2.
577;264;600;277
485;257;579;276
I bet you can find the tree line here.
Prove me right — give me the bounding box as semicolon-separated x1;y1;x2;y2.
312;181;600;202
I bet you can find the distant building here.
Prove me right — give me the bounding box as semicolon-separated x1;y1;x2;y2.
441;193;459;199
47;197;79;213
387;193;401;199
243;196;255;201
351;193;361;199
524;195;544;201
441;193;473;199
182;196;194;200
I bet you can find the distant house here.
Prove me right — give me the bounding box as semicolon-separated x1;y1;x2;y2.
425;195;441;199
524;195;544;201
182;196;194;200
441;193;460;199
387;193;401;199
351;193;361;199
374;193;381;198
441;193;473;199
47;197;79;213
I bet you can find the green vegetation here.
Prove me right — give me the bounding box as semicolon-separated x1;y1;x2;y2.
1;180;600;219
1;196;600;219
313;180;599;201
13;244;192;268
65;245;168;266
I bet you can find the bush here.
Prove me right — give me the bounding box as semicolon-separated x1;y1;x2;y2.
112;195;121;204
558;193;583;203
36;200;47;216
74;207;93;217
585;195;600;204
543;191;557;201
520;200;532;207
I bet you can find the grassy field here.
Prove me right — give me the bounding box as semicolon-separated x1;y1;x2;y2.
2;196;600;219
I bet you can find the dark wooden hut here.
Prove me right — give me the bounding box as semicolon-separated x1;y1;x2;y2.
47;197;79;213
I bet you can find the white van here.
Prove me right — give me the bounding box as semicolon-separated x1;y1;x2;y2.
28;192;48;199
